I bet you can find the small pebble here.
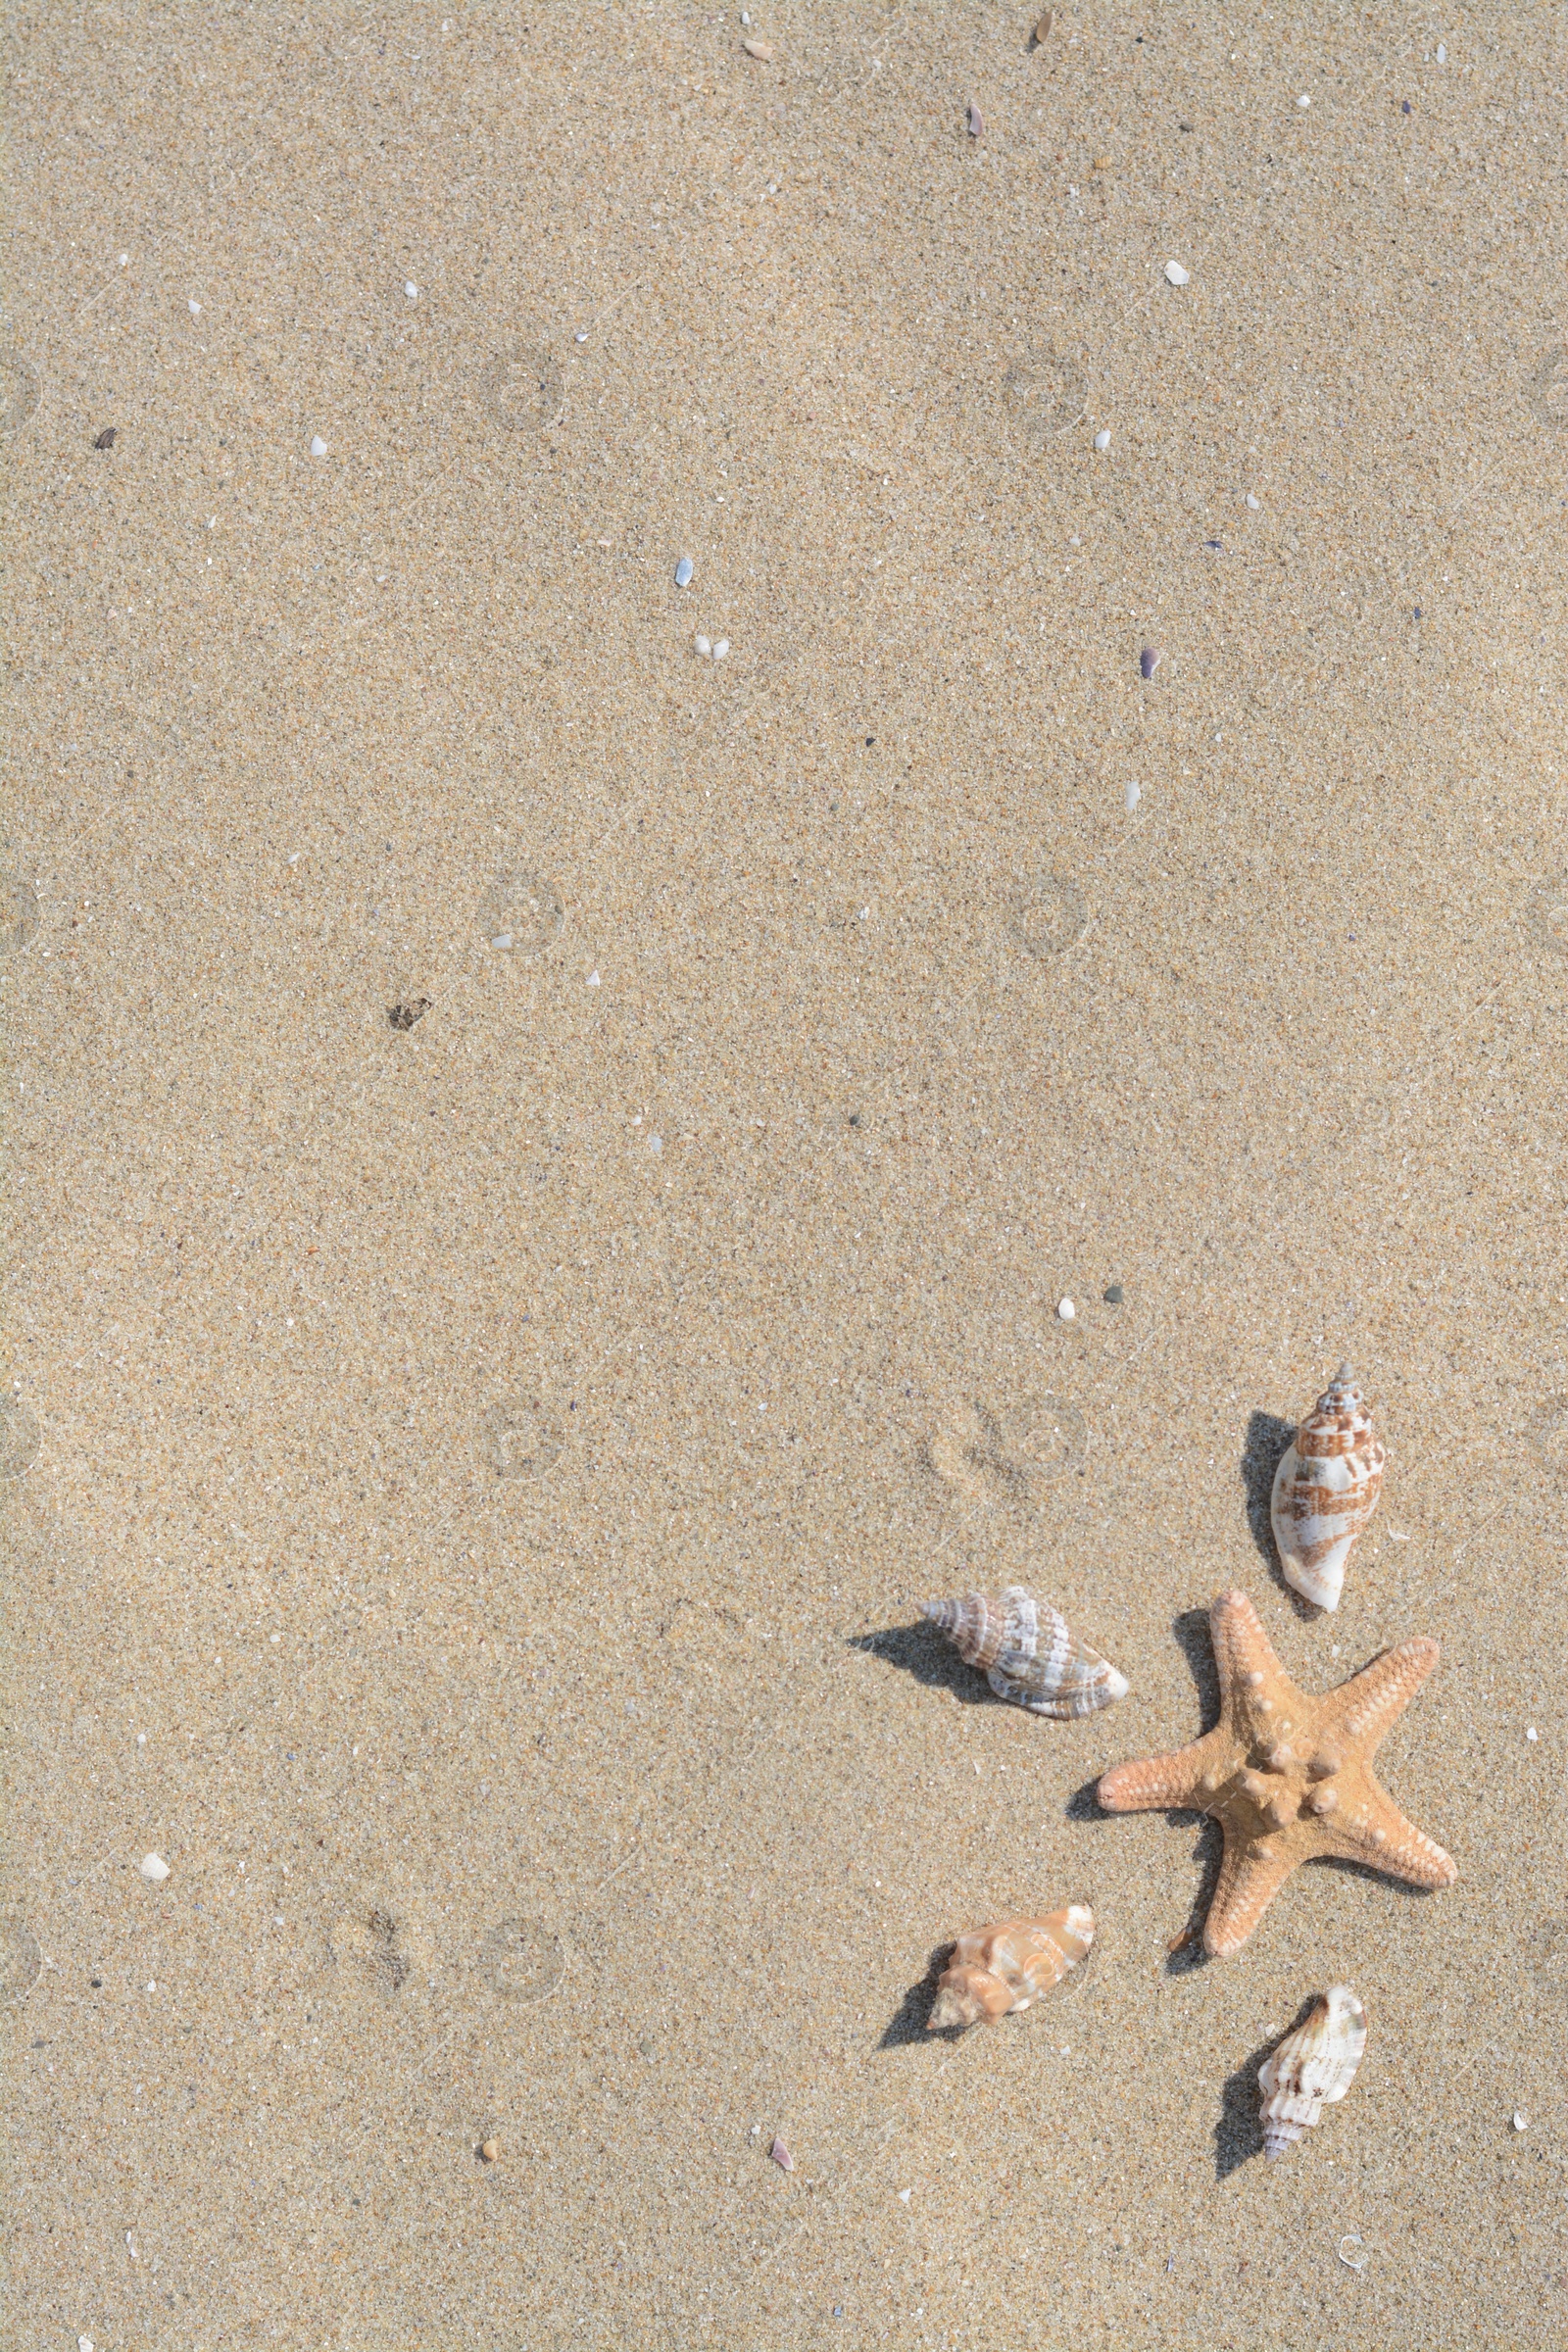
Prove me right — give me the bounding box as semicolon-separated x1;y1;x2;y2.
1033;11;1054;43
742;36;774;61
1140;646;1160;681
694;634;712;658
1297;93;1311;108
139;1853;170;1883
769;2134;795;2172
188;298;202;317
405;281;418;300
1093;429;1111;452
1526;1726;1539;1741
712;638;729;661
1245;492;1260;510
310;436;328;457
1512;2110;1528;2132
94;426;117;450
586;969;601;988
480;2137;500;2162
1103;1283;1124;1305
1125;781;1141;812
1401;99;1412;114
574;328;588;343
674;556;694;587
1056;1298;1076;1322
1164;260;1190;286
1436;43;1446;64
967;100;984;138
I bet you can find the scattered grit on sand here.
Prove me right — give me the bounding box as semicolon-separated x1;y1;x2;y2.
4;8;1567;2348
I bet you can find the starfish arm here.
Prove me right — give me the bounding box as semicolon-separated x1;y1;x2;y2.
1202;1827;1297;1957
1098;1730;1227;1813
1316;1638;1442;1760
1321;1781;1457;1888
1209;1588;1286;1699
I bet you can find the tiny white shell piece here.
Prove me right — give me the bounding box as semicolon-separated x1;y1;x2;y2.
1093;429;1111;451
1257;1984;1366;2159
139;1852;171;1883
1271;1363;1385;1610
1164;260;1190;285
921;1587;1129;1719
1056;1297;1076;1321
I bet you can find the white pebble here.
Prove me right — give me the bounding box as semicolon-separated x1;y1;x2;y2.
1056;1298;1076;1322
489;932;513;950
1125;781;1142;812
1297;93;1311;108
404;281;418;300
694;634;712;658
1093;429;1111;452
1526;1726;1539;1741
80;2338;95;2352
1164;260;1190;286
1512;2109;1528;2131
1436;43;1446;64
674;556;694;587
586;969;601;988
712;638;729;660
139;1852;170;1883
650;1135;662;1153
574;328;588;343
1246;492;1260;510
188;299;202;317
310;436;328;457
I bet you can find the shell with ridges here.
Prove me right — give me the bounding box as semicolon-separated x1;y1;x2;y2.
920;1587;1129;1718
1270;1364;1385;1612
1256;1984;1367;2159
927;1906;1095;2031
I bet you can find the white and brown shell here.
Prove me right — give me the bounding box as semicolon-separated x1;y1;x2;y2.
921;1586;1129;1717
928;1906;1095;2031
1257;1984;1367;2159
1270;1365;1385;1611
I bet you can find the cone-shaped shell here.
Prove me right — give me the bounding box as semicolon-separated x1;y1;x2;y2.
928;1906;1095;2031
1257;1984;1367;2159
1270;1365;1385;1611
921;1586;1129;1718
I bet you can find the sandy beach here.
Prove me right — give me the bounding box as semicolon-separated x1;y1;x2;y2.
3;5;1566;2345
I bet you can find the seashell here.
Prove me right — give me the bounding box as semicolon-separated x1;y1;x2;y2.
920;1586;1129;1718
928;1906;1094;2030
1270;1364;1386;1611
1257;1984;1367;2159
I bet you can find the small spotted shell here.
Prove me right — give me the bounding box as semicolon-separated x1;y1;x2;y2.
921;1586;1129;1718
928;1907;1094;2031
1257;1984;1367;2159
1271;1364;1385;1611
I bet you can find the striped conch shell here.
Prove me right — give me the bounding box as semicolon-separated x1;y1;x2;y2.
920;1586;1129;1718
928;1906;1095;2031
1257;1984;1367;2159
1270;1364;1385;1612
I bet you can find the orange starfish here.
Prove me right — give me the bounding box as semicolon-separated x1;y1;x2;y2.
1098;1590;1456;1956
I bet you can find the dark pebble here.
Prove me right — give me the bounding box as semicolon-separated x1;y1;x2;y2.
1103;1283;1124;1305
1140;646;1159;681
1402;99;1412;114
388;999;431;1031
94;426;117;449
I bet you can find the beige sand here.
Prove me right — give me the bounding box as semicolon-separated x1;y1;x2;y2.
4;6;1566;2346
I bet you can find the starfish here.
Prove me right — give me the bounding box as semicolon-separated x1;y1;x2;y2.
1098;1589;1456;1956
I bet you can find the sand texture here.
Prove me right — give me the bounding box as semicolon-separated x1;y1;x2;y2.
3;5;1567;2346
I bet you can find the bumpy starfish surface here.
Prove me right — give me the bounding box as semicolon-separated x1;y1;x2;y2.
1098;1590;1456;1956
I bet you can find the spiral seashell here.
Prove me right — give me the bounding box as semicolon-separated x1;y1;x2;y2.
1257;1984;1367;2159
1270;1364;1385;1612
920;1586;1129;1718
928;1906;1095;2031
